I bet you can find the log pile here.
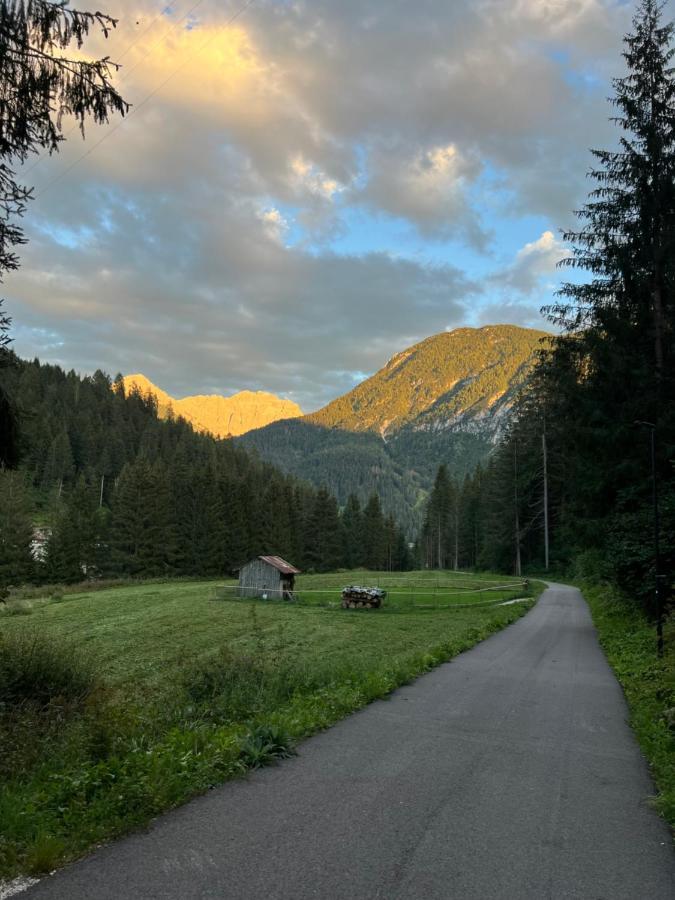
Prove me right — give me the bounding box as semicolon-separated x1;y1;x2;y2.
341;586;386;609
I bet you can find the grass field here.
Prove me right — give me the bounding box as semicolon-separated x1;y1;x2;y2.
0;571;542;878
222;569;530;609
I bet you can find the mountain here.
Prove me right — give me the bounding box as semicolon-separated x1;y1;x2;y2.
122;374;303;438
238;325;550;530
308;325;549;438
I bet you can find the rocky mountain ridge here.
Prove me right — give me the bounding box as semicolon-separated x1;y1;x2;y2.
122;374;303;438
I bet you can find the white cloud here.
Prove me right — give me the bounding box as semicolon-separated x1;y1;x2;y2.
489;230;569;297
6;0;650;408
290;156;343;199
357;143;486;243
258;207;290;243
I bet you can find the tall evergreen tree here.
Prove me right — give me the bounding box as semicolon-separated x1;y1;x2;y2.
421;465;458;569
0;469;34;588
341;493;364;569
536;0;675;599
44;475;99;582
304;487;342;572
110;458;175;577
362;493;387;570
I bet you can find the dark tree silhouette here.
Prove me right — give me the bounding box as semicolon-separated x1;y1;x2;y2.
0;1;128;466
548;0;675;406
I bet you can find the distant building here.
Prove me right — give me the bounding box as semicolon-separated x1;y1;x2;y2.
238;555;301;600
31;526;51;563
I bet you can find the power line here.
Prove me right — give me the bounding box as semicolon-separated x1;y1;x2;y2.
21;0;201;179
34;0;257;197
114;2;181;64
116;0;208;77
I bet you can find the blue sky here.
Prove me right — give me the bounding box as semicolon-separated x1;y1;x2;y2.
7;0;662;411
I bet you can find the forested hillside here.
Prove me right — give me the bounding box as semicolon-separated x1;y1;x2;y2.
310;325;549;437
0;356;410;584
239;325;549;530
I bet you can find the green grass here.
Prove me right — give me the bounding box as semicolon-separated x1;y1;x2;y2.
581;581;675;828
0;571;542;878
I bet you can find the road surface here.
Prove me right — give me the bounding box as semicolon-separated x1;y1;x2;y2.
23;583;674;899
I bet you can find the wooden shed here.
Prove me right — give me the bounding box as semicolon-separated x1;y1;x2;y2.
238;555;301;600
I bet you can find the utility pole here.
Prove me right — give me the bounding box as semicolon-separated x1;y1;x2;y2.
99;474;105;508
542;424;550;572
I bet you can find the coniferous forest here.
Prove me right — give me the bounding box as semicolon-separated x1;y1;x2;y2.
420;1;675;624
0;0;673;614
0;355;411;587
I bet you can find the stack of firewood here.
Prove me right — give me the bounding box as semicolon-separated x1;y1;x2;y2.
341;586;386;609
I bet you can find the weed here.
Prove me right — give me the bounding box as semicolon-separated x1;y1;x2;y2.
238;724;295;768
26;833;66;875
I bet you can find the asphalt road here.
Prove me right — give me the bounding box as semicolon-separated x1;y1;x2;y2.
24;584;674;899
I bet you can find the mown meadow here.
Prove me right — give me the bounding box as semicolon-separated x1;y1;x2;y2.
0;570;540;878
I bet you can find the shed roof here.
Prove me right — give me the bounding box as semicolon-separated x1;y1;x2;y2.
258;555;301;575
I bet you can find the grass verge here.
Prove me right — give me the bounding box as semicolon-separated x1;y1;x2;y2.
582;581;675;827
0;573;542;878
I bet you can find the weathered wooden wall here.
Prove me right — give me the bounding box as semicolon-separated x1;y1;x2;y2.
238;559;283;598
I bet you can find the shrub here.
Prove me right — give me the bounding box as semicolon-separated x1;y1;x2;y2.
0;600;34;617
0;630;97;712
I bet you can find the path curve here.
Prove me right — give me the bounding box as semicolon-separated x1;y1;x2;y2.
25;584;674;899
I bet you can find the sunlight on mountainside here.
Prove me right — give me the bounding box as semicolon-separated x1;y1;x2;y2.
122;374;302;438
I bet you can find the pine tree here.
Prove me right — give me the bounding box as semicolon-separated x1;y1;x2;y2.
392;526;412;572
110;458;175;577
537;0;675;597
362;493;387;570
44;475;99;582
341;494;364;569
0;469;34;588
261;479;293;560
0;3;128;473
0;2;128;280
304;487;342;572
383;514;399;572
551;1;675;378
421;465;457;569
41;429;75;493
0;303;19;468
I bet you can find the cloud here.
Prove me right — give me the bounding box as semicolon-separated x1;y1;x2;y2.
258;207;290;244
497;230;570;295
356;143;487;245
6;0;650;409
11;170;477;410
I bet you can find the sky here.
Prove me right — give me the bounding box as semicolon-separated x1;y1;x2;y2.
6;0;661;412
